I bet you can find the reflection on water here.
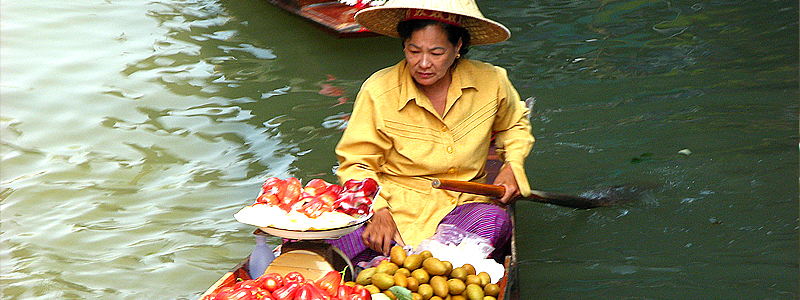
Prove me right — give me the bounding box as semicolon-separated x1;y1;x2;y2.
1;0;797;299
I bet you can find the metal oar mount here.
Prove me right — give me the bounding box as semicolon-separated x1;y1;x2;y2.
431;178;627;209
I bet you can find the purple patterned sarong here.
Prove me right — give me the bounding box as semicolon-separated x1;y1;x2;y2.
328;202;511;263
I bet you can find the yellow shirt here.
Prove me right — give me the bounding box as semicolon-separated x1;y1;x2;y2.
336;59;534;246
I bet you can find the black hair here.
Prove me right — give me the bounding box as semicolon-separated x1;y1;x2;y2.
397;19;471;57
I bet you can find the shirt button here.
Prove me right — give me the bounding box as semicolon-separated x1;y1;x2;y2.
447;168;456;174
446;146;453;153
441;125;448;132
450;198;457;204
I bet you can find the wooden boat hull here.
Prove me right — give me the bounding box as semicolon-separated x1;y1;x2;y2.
200;146;518;299
265;0;378;38
198;207;518;300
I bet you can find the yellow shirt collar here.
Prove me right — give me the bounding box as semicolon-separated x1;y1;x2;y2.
397;59;478;113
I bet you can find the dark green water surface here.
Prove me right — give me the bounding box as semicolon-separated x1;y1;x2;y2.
1;0;797;299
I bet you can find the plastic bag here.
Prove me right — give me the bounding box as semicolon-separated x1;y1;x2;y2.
415;224;494;258
355;245;414;269
414;224;504;283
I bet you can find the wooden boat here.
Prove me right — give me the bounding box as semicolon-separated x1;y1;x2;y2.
199;146;519;299
265;0;378;38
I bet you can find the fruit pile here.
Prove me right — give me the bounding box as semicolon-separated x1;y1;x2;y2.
256;177;379;219
202;271;372;300
355;246;502;300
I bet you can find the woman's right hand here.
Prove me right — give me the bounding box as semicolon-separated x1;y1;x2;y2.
361;208;405;255
492;163;522;204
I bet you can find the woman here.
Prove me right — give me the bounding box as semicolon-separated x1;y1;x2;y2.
330;0;534;262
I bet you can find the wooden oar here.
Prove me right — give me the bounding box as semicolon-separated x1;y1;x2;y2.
431;178;626;209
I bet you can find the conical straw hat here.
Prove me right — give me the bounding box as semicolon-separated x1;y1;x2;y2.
355;0;510;45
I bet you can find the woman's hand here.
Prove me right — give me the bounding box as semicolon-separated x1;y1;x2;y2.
492;163;521;204
361;208;405;255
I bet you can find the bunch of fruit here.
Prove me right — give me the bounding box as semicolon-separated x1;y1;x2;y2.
354;246;502;300
256;177;379;219
203;270;372;300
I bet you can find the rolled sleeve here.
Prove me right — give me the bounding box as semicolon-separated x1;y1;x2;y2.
491;66;535;196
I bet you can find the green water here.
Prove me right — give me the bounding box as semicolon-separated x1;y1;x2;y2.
1;0;797;299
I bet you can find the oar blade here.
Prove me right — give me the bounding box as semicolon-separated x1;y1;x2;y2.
529;186;640;209
528;191;607;209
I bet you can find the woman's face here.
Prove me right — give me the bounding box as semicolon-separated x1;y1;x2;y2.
403;24;461;87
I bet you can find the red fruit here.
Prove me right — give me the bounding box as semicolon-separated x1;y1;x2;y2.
261;177;286;198
277;203;292;213
302;187;323;198
325;184;343;194
300;191;315;199
359;178;379;196
282;177;302;205
304;179;329;195
234;279;258;291
334;193;354;207
315;191;338;207
299;190;316;201
256;193;280;205
350;190;366;199
284;271;305;284
353;196;372;206
215;287;252;300
285;177;302;187
335;285;352;299
295;282;329;300
348;285;371;300
315;270;342;296
300;198;332;218
353;204;370;216
354;0;368;9
290;200;307;213
211;287;235;300
342;179;361;192
253;288;274;300
254;273;284;292
271;282;302;300
244;287;270;299
261;177;282;192
342;178;379;194
308;178;329;187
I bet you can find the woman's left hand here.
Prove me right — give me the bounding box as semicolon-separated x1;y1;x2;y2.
492;163;521;204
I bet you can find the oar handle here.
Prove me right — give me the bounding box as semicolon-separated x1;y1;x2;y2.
432;178;619;209
431;178;505;198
